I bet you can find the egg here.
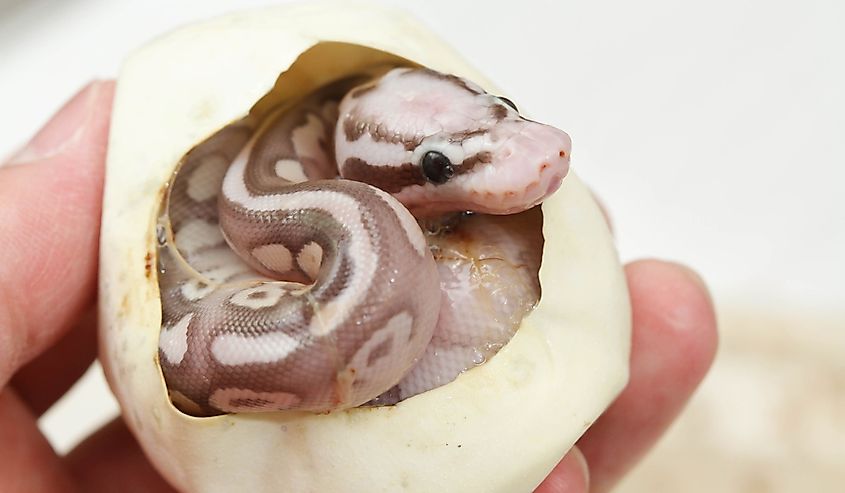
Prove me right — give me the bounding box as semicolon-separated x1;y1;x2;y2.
98;3;631;492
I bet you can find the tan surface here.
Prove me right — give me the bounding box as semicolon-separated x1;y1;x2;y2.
619;305;845;492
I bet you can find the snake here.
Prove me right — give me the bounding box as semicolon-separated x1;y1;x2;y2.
156;67;571;416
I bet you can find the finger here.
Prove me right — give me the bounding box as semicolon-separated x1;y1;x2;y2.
534;446;589;493
0;81;115;387
576;259;718;492
0;388;77;492
65;419;178;493
10;306;98;416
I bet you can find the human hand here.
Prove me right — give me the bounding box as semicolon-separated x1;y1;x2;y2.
0;83;716;493
536;259;717;492
0;81;177;492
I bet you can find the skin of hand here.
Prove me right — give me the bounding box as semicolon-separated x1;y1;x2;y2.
0;82;717;493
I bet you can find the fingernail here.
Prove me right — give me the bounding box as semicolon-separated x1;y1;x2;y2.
571;446;591;492
536;446;590;493
6;81;105;166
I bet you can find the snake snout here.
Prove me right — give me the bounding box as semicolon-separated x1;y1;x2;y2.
460;129;570;214
545;170;564;197
524;136;570;203
541;147;570;193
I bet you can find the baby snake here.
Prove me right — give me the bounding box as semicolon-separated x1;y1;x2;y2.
156;67;571;416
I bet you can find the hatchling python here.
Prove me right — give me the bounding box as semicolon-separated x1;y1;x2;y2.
156;67;571;416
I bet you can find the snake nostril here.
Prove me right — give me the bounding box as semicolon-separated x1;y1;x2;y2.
539;162;550;172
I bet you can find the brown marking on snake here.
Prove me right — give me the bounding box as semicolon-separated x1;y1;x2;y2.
405;68;484;95
457;151;493;176
344;150;491;192
491;104;508;121
342;116;366;142
342;115;421;151
343;157;425;193
231;397;273;408
311;251;353;301
367;335;394;366
450;128;489;142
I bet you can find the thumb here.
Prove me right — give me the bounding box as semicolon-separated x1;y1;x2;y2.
0;81;115;386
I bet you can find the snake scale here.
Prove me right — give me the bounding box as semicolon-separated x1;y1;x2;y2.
156;67;571;416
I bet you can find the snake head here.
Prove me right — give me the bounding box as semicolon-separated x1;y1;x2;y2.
336;67;571;215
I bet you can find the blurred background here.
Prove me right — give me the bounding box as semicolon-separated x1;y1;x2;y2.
1;0;842;490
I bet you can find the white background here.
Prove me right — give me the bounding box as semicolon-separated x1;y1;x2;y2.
0;0;842;462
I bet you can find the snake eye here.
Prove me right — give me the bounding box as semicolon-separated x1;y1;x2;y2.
498;96;518;112
421;151;455;184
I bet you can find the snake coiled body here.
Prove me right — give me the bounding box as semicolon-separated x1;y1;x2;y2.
157;68;571;416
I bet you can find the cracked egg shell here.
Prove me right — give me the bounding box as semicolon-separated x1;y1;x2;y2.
98;4;631;493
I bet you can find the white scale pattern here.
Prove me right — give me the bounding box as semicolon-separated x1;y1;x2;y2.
159;313;193;365
252;243;294;273
229;284;286;310
210;388;302;412
297;241;323;279
211;330;300;366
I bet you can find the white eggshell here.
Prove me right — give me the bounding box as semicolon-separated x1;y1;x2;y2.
99;3;631;492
